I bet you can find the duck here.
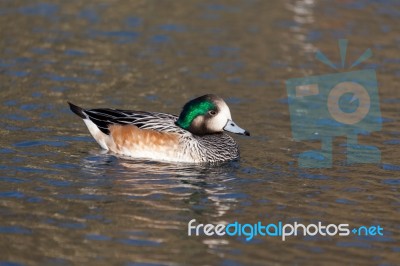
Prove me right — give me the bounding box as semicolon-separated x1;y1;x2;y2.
68;94;250;163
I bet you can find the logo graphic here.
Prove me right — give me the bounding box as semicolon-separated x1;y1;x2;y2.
286;39;381;168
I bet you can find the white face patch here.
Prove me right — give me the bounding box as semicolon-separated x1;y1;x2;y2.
206;100;232;132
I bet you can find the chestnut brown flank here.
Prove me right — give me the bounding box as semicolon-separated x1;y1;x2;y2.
109;124;179;150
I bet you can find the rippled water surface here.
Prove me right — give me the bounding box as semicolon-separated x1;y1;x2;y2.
0;0;399;265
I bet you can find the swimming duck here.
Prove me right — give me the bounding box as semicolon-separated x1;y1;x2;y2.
68;94;250;163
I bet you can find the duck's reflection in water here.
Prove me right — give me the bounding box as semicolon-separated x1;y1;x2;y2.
80;152;242;229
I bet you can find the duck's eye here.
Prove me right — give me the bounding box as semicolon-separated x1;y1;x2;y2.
208;110;217;116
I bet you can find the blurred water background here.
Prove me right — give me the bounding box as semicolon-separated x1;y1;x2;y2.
0;0;399;265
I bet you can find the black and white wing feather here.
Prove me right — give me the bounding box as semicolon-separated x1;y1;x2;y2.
68;102;186;135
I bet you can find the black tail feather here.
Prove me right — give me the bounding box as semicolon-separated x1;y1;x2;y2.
68;102;87;119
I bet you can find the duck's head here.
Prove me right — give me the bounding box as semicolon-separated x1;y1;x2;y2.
176;94;250;136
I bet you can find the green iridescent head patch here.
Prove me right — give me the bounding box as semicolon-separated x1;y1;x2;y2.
176;99;215;129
